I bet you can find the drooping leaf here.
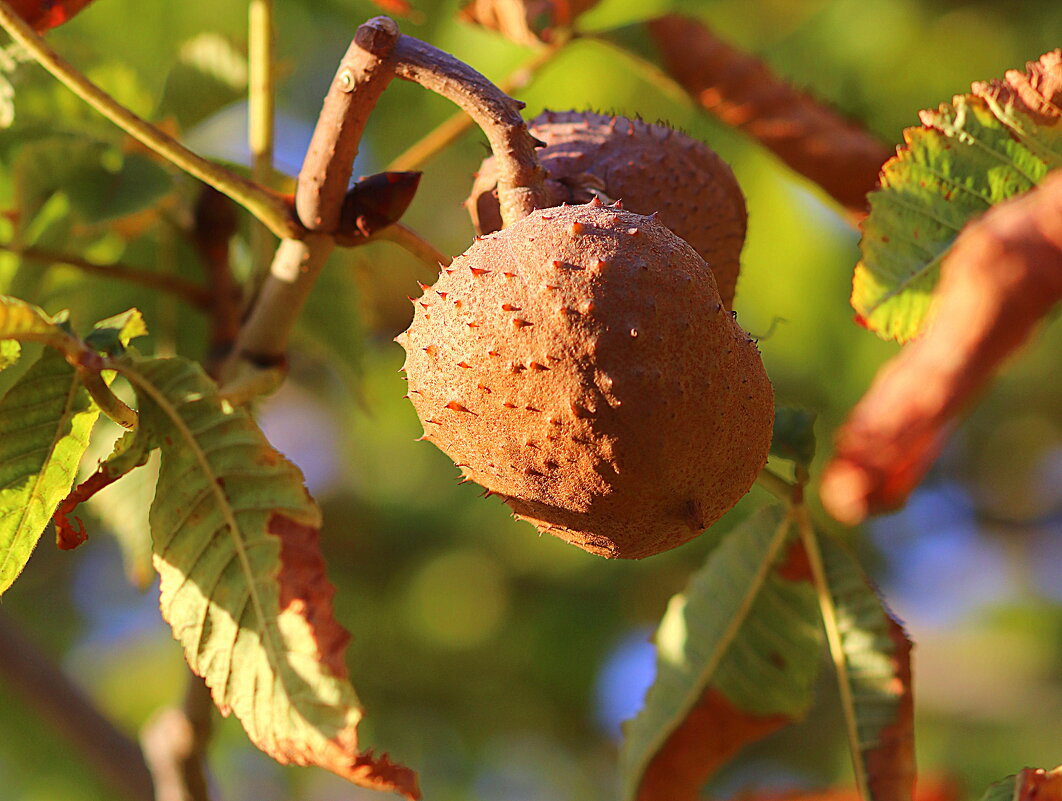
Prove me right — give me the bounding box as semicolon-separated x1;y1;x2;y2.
0;347;100;595
620;506;823;801
770;407;817;467
53;424;154;551
116;355;420;799
979;768;1062;801
816;531;914;801
853;52;1062;342
823;170;1062;524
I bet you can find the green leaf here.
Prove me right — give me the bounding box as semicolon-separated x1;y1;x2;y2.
816;531;914;801
770;407;816;466
619;506;823;801
853;94;1062;342
117;355;419;799
0;348;101;595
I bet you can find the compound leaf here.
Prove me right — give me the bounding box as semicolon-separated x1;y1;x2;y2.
853;53;1062;342
620;506;823;801
118;355;419;799
0;347;100;594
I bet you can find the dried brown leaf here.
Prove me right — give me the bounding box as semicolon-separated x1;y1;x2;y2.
822;168;1062;524
460;0;597;45
640;15;890;214
637;688;792;801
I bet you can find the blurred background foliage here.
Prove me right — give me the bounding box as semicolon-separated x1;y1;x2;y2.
0;0;1061;799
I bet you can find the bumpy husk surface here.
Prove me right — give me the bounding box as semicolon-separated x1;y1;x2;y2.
467;110;747;308
398;203;773;559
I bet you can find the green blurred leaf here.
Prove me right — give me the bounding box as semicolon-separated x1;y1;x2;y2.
853;95;1062;342
0;348;100;595
64;152;173;225
117;355;419;798
13;136;172;233
619;505;822;801
770;407;816;466
817;531;914;801
159;33;247;130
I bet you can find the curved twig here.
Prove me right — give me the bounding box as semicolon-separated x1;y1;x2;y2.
392;34;549;225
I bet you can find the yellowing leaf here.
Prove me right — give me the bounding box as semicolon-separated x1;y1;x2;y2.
620;506;823;801
117;356;419;799
0;348;100;594
0;294;72;349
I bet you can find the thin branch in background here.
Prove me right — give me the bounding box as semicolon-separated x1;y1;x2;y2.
372;221;451;271
0;243;211;308
193;186;243;372
387;36;568;172
141;675;215;801
248;0;277;282
598;15;891;216
0;610;156;801
0;0;301;239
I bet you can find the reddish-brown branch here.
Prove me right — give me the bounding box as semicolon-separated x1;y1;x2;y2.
140;676;214;801
821;169;1062;524
295;17;400;232
639;15;891;214
391;34;549;225
0;610;156;801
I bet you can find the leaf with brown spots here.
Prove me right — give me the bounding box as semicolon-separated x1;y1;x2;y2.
619;506;823;801
114;355;419;799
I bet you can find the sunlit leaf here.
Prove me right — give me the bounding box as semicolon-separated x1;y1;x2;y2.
817;531;914;801
0;293;70;349
0;339;19;372
117;355;420;799
620;506;822;801
0;348;100;595
853;59;1062;342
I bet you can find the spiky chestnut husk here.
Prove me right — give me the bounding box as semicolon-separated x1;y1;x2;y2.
397;201;772;559
467;110;747;308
